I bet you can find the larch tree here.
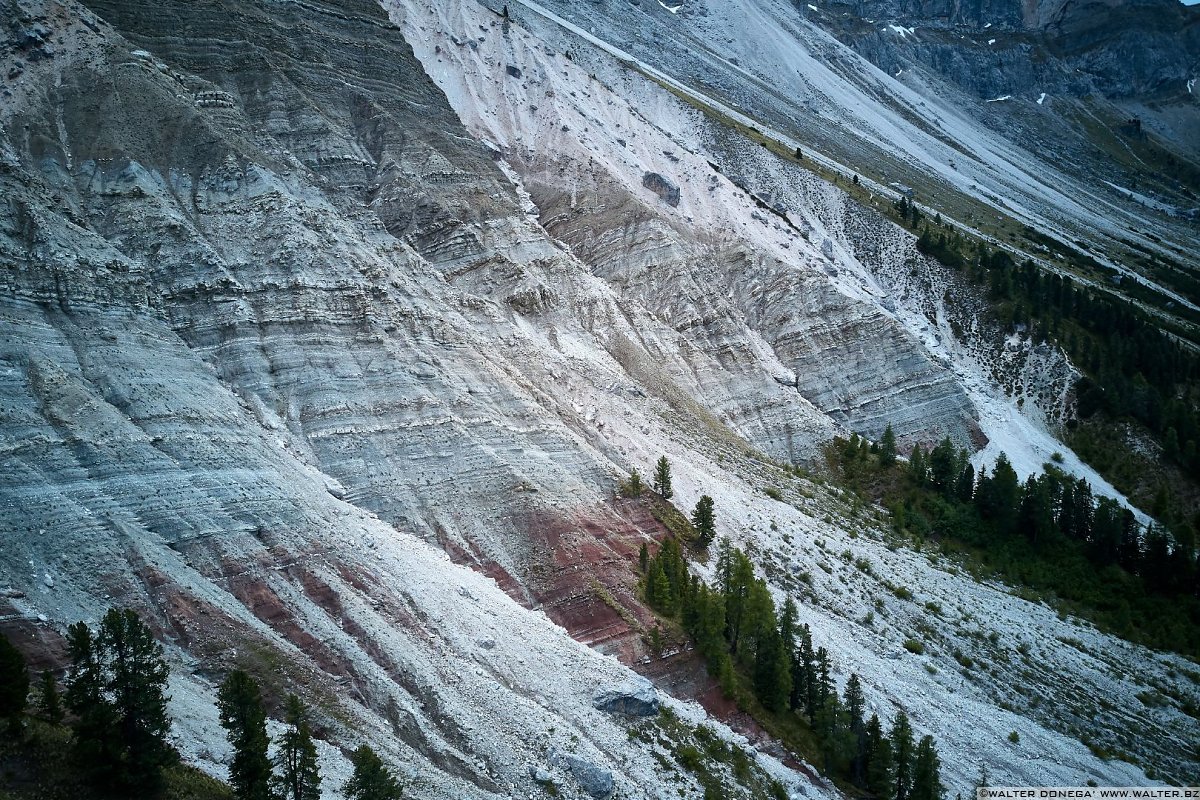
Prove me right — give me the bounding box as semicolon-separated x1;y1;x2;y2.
0;633;28;735
691;495;716;548
273;694;321;800
653;456;674;499
218;670;273;800
344;744;403;800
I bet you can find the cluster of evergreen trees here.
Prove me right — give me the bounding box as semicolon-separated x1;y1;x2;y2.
833;429;1200;655
625;457;717;548
0;610;402;800
638;532;944;799
911;212;1200;497
900;436;1197;597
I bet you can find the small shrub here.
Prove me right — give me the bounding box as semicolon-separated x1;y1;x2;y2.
1008;731;1020;744
894;586;914;601
924;601;942;615
903;639;925;655
764;487;783;501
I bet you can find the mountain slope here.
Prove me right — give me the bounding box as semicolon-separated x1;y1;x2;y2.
1;0;1197;796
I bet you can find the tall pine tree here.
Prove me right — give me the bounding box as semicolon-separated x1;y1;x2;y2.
911;736;945;800
274;694;321;800
891;712;915;800
66;609;174;792
653;456;674;499
218;670;273;800
691;495;717;548
0;633;28;735
865;714;895;799
879;424;898;468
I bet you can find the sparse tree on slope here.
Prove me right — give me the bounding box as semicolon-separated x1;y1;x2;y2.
0;633;28;735
37;669;62;724
274;694;321;800
344;744;403;800
691;495;716;548
218;670;273;800
653;456;674;499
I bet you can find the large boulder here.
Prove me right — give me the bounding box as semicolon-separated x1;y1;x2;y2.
642;172;680;206
564;754;614;798
592;679;660;716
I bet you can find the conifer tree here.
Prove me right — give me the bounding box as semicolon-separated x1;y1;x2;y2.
66;609;174;792
273;694;321;800
865;714;895;800
691;495;717;548
344;745;403;800
815;647;834;712
879;424;898;468
0;633;28;735
778;599;801;711
911;736;944;800
844;673;866;783
721;549;754;654
891;712;915;800
908;446;928;486
638;542;649;575
37;669;62;724
65;621;122;783
752;622;791;712
653;456;674;499
624;468;644;498
218;670;273;800
798;625;818;720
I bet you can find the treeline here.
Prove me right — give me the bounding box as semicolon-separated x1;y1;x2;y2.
833;431;1200;656
0;609;402;800
639;532;945;800
910;211;1200;491
984;252;1200;481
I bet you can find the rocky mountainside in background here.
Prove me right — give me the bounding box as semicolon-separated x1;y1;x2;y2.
821;0;1200;105
2;0;1198;796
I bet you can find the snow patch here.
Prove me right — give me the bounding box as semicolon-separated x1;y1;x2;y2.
986;95;1012;102
658;0;682;12
987;38;996;45
1037;92;1046;105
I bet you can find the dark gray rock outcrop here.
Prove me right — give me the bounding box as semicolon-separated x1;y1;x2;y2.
641;171;680;206
593;680;660;716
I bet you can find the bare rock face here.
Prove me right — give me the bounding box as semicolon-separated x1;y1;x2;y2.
641;172;681;206
593;679;661;716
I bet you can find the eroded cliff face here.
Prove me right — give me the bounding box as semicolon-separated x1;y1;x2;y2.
821;0;1200;101
0;0;980;794
3;0;1196;794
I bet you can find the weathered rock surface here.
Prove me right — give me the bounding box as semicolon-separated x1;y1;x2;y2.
593;678;661;716
2;0;1197;794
